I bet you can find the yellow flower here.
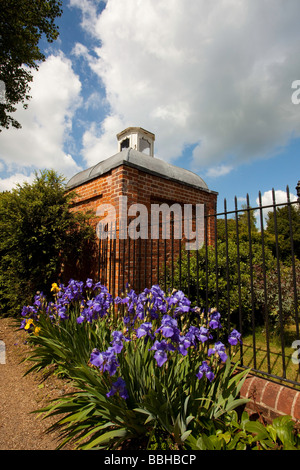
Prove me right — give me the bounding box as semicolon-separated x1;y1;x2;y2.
34;326;41;336
24;318;34;330
51;282;61;293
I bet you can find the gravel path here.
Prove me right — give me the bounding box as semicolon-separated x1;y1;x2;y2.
0;317;73;450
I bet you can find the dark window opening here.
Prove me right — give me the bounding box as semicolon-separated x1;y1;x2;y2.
121;138;130;150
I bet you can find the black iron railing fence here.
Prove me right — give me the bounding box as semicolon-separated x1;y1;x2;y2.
97;186;300;387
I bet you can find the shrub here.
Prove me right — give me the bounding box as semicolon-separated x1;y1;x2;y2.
0;170;97;317
253;259;300;333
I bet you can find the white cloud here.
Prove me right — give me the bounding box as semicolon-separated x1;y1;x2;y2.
71;0;300;173
72;42;91;60
69;0;99;35
205;165;233;178
82;114;125;164
0;173;35;192
257;189;297;207
255;189;298;225
0;53;83;190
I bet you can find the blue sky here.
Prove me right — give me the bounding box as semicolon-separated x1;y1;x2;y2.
1;0;300;214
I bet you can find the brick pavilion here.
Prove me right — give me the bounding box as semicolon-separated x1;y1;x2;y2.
66;127;218;295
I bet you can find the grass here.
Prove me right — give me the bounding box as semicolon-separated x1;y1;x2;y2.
234;324;300;388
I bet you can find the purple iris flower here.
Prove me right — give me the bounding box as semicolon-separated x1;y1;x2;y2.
85;278;93;288
186;325;211;344
149;340;176;367
185;326;200;347
208;341;228;362
136;302;146;320
196;361;215;382
150;285;165;298
127;289;138;304
90;347;119;376
156;315;180;342
55;279;83;306
21;305;37;317
33;292;45;308
90;348;107;368
228;329;242;346
93;281;102;290
102;354;119;376
136;322;153;338
106;377;129;400
159;315;178;337
134;288;164;320
111;330;129;353
209;311;222;329
198;326;211;343
76;314;85;324
77;289;113;323
177;335;191;356
172;290;191;316
57;306;68;319
156;299;167;315
118;290;138;316
62;279;84;302
123;314;131;325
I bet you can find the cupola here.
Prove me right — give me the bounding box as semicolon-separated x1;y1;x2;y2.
117;127;155;157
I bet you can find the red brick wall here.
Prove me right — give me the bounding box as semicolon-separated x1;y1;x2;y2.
240;375;300;424
71;164;217;233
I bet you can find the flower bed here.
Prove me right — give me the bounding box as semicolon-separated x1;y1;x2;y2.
20;279;300;450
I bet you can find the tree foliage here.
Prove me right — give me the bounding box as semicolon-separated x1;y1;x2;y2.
172;238;276;333
216;205;258;243
0;170;97;316
265;204;300;262
0;0;62;130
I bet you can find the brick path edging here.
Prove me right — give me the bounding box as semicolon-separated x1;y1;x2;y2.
240;375;300;424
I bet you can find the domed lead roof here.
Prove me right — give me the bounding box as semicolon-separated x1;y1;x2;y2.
66;148;213;193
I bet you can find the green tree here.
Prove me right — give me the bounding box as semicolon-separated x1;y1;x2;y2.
0;0;62;130
216;205;258;243
0;170;97;316
237;204;258;238
265;204;300;262
171;239;276;334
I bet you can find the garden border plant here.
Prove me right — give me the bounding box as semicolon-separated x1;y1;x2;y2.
20;279;300;450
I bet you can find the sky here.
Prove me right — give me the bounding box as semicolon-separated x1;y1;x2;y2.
1;0;300;214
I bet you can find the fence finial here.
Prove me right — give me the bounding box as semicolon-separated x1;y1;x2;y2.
296;181;300;202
